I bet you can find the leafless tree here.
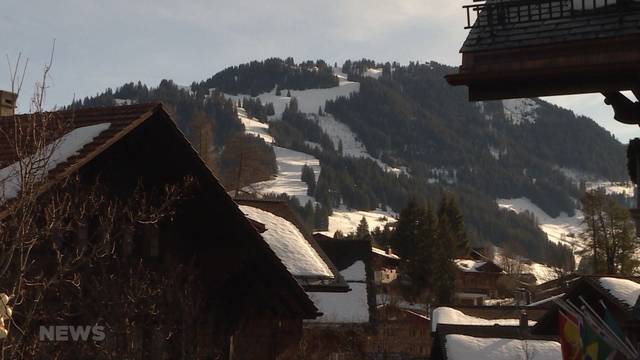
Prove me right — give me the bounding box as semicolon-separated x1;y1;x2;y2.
0;51;216;358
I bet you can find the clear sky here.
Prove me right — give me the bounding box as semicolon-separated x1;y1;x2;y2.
2;0;638;142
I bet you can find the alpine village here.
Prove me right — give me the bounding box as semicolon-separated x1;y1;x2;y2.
2;1;640;359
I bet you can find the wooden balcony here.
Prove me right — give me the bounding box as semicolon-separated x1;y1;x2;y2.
446;0;640;100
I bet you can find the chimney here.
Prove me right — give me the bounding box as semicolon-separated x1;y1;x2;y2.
0;91;17;117
519;310;530;338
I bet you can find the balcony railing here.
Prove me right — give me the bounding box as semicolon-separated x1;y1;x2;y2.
464;0;640;29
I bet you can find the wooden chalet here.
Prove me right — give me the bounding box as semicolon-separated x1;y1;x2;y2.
371;245;401;286
453;257;504;305
532;275;640;345
0;103;318;359
446;0;640;101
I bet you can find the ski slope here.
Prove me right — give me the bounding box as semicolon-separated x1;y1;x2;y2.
497;197;584;249
320;207;397;236
313;114;404;174
222;69;359;120
238;108;274;144
250;146;320;206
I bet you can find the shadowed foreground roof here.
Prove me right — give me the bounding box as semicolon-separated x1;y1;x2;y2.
0;103;319;318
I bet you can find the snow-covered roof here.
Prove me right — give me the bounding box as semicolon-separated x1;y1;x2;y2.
444;334;561;360
432;307;536;332
454;259;503;273
1;123;111;202
371;246;400;260
239;205;333;278
307;261;370;323
454;259;486;273
599;277;640;308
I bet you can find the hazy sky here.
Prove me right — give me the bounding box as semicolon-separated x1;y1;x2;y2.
2;0;638;142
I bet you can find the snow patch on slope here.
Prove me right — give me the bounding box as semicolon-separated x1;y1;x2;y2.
249;146;320;205
497;197;583;249
221;73;359;120
363;68;383;79
321;207;396;236
502;98;539;125
238;108;274;144
313;114;403;174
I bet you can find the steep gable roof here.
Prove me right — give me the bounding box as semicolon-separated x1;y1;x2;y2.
0;103;319;318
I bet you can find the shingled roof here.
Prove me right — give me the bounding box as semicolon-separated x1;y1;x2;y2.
462;1;640;52
446;0;640;99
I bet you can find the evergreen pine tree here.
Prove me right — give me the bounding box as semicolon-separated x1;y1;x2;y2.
356;217;370;239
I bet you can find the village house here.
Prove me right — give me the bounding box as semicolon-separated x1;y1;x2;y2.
0;102;319;359
453;255;504;305
371;245;401;286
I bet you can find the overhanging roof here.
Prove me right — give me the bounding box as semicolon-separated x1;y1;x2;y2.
446;1;640;100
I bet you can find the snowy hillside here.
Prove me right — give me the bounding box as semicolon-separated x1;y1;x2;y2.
312;114;404;174
222;67;359;119
238;108;274;143
321;207;397;237
502;98;539;125
497;197;583;249
249;146;320;205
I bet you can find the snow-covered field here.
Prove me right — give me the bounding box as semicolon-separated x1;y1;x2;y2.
238;108;274;144
313;114;403;174
250;146;320;205
320;207;397;236
497;197;583;249
222;68;359;120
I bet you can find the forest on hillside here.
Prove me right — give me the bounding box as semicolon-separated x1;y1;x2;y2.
67;57;630;269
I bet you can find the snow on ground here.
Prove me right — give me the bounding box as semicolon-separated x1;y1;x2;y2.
494;246;561;285
363;68;383;79
250;146;320;205
0;123;111;202
432;307;536;332
237;108;274;144
307;261;370;323
502;98;539;125
221;71;359;120
521;262;559;284
445;334;561;360
313;114;403;174
321;207;397;236
599;277;640;308
586;180;634;197
239;205;333;278
497;197;584;249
